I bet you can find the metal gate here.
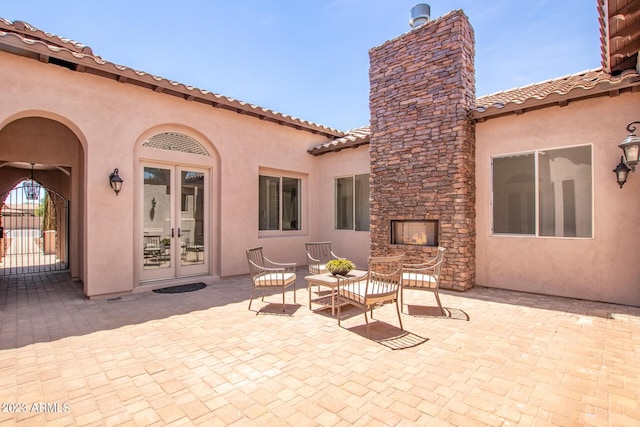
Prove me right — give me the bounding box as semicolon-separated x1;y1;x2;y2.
0;181;69;275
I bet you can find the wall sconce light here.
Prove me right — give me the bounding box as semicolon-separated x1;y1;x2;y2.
614;121;640;188
613;156;631;188
109;168;123;195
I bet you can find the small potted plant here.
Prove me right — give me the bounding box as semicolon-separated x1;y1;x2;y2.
326;259;356;276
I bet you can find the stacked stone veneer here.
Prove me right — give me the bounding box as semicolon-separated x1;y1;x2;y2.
368;10;475;291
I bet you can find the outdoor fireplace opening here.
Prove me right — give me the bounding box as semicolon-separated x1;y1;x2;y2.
391;220;439;246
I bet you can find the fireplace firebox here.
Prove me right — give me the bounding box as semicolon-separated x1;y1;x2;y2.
391;220;439;246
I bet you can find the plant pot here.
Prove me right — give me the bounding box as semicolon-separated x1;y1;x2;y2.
330;269;351;276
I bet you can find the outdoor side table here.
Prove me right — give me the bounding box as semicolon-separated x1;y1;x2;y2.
305;270;366;316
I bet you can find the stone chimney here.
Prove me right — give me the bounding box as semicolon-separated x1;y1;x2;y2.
368;9;476;290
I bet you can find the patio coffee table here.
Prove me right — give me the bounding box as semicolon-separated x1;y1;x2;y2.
305;270;366;315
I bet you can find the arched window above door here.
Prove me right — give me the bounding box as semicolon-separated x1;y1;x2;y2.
142;132;210;156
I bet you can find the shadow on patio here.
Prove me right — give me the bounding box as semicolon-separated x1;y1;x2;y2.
1;268;639;425
436;285;640;320
0;269;306;350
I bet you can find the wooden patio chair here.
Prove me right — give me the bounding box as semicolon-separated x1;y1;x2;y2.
305;242;342;274
246;247;297;313
337;254;404;338
400;246;447;315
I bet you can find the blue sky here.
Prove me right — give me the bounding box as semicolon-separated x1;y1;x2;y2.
2;1;600;131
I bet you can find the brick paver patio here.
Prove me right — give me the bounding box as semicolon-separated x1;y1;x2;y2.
0;270;638;426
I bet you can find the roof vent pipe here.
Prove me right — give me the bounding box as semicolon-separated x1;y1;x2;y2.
409;4;430;28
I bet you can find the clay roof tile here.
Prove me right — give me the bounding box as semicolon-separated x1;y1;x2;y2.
0;18;343;139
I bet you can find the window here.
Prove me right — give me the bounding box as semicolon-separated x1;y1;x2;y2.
492;145;592;238
259;175;301;231
335;174;370;231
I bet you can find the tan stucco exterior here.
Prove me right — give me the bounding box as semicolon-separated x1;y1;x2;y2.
313;146;371;270
1;12;639;307
475;92;640;306
0;51;345;296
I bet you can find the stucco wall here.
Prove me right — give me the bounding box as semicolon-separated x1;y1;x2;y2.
312;145;371;270
0;51;330;296
4;39;638;306
475;92;640;306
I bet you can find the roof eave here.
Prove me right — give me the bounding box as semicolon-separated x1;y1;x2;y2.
471;77;640;122
307;138;370;156
598;0;611;73
0;31;344;139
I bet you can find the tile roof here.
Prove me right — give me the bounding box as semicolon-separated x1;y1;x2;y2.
310;68;640;154
0;19;93;55
472;68;640;120
309;0;640;155
307;125;370;156
2;2;639;158
599;0;640;73
0;18;343;140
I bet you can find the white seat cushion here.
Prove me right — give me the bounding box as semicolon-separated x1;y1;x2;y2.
338;280;367;304
402;272;437;289
255;272;296;286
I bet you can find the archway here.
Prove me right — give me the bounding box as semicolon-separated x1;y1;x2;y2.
0;117;84;281
136;128;221;286
0;171;69;275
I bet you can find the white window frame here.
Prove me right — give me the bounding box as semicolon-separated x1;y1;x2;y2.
334;173;370;232
258;169;304;234
490;144;594;239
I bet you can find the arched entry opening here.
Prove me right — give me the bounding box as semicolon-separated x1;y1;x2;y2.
0;166;69;275
136;130;220;286
0;117;84;282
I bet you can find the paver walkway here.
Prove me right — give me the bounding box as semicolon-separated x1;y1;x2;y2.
0;271;638;426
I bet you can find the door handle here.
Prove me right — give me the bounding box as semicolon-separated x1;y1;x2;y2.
171;228;175;238
178;228;182;238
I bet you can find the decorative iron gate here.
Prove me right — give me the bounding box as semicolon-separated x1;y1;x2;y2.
0;181;69;275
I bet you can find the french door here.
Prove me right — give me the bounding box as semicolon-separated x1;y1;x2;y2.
141;163;208;281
